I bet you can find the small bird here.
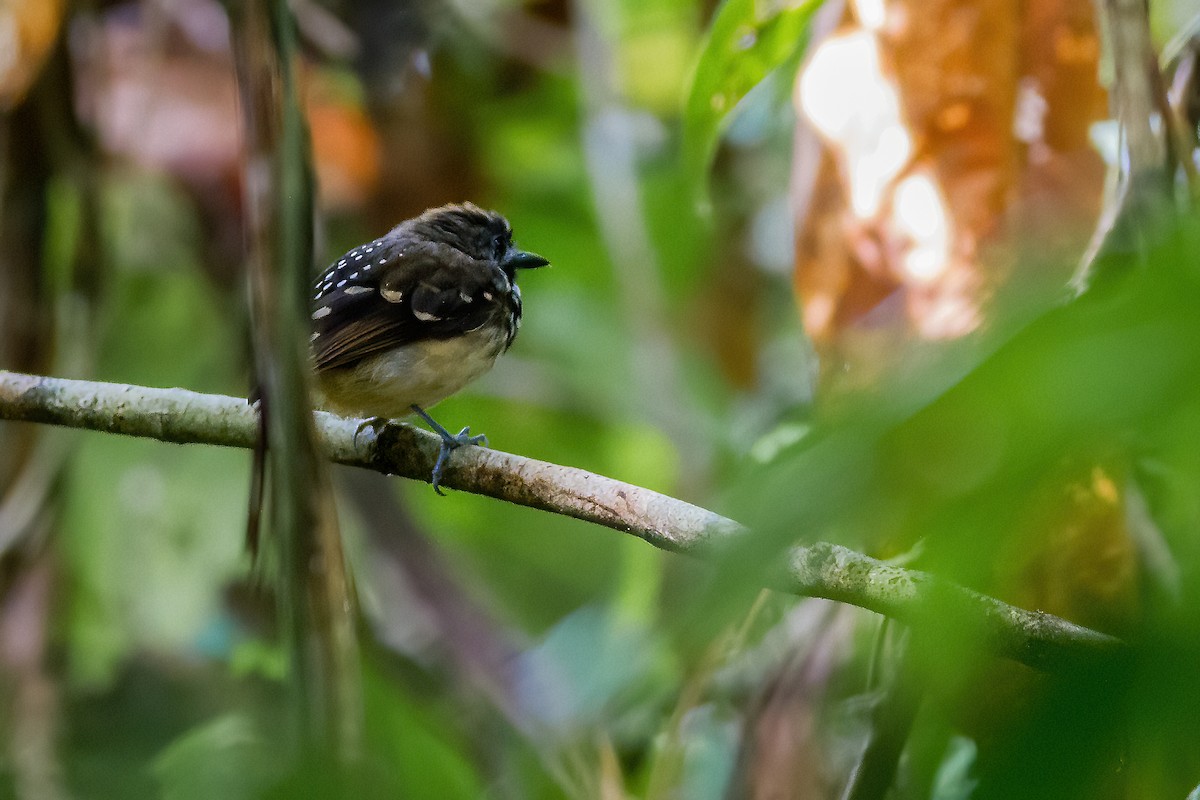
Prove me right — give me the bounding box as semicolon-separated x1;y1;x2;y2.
310;203;548;492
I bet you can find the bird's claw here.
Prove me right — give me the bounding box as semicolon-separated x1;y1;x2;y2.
352;416;389;449
411;406;488;495
454;426;488;448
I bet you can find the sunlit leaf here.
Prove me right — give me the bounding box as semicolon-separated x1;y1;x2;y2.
682;0;824;182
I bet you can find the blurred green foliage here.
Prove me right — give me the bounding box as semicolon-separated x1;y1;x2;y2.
682;0;822;184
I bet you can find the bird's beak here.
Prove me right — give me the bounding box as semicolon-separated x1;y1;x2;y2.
505;249;550;270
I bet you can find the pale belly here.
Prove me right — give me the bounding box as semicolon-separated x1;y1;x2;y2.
315;327;507;419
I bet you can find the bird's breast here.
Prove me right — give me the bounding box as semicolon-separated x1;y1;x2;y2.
315;325;509;419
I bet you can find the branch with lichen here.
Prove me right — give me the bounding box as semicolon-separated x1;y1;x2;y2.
0;369;1124;672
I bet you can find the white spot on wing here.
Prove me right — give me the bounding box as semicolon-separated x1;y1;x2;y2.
413;309;441;322
336;280;347;287
312;306;331;320
459;291;473;303
380;286;404;303
344;285;373;295
482;291;494;302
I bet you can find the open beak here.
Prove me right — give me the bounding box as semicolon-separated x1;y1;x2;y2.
504;249;550;270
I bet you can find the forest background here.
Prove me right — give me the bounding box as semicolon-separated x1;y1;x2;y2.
1;0;1199;798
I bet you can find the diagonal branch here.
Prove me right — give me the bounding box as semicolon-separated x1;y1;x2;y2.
0;369;1125;672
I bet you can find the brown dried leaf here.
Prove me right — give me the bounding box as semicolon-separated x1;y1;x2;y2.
792;0;1107;380
0;0;64;110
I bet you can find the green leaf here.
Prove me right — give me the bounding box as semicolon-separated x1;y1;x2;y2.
517;605;662;729
682;0;824;182
153;715;276;800
363;665;486;799
930;736;978;800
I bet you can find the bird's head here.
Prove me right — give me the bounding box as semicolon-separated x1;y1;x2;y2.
411;203;549;280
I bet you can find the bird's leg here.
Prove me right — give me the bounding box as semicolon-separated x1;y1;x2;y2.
410;405;488;495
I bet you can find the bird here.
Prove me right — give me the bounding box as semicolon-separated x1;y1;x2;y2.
309;202;548;492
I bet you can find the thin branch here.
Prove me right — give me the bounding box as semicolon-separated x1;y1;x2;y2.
233;0;361;764
0;370;1125;672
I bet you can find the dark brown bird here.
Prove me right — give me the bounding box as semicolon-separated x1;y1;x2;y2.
310;203;548;491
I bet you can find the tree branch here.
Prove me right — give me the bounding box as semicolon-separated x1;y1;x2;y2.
0;370;1125;671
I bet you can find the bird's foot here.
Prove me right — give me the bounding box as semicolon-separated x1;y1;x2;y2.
352;416;391;449
410;405;488;495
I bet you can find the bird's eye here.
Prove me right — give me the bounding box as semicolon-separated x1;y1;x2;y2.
492;235;506;260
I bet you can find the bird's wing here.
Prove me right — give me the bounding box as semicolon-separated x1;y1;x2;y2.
311;243;503;372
